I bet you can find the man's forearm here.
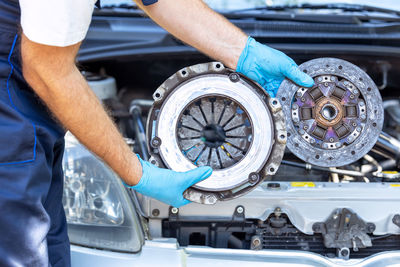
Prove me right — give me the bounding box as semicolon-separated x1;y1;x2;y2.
21;34;142;186
136;0;247;69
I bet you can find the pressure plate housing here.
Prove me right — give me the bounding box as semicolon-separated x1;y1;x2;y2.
277;58;384;167
146;62;286;204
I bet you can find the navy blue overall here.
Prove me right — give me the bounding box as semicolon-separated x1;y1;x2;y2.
0;0;158;266
0;0;69;266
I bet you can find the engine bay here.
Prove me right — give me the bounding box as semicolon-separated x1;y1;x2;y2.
78;53;400;259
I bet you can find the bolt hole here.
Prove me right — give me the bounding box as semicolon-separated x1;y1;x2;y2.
315;155;320;159
328;157;333;160
350;85;353;89
272;100;278;105
293;112;297;115
287;132;291;137
281;97;286;101
326;65;330;67
303;69;308;73
269;167;275;173
216;63;221;69
367;87;372;92
361;109;365;112
295;143;299;147
351;151;355;155
324;77;328;80
181;70;187;75
359;77;363;81
338;65;343;70
305;136;309;139
155;92;161;98
373;122;377;127
280;134;285;139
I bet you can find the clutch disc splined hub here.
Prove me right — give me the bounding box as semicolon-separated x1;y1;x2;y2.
147;62;286;204
277;58;384;167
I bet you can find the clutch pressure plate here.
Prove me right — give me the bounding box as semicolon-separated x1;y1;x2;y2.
277;58;384;167
147;62;286;204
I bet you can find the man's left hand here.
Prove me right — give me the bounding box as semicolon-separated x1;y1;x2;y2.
236;37;315;97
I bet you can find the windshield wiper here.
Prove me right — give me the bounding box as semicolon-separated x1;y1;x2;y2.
93;3;147;17
226;3;400;24
100;3;137;9
231;3;400;15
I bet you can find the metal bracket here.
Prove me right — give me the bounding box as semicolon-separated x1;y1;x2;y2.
169;206;179;221
313;208;375;256
232;205;245;222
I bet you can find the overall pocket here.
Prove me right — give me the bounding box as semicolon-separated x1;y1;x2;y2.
0;79;36;165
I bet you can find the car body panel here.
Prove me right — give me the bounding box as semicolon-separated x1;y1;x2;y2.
140;182;400;236
71;241;400;267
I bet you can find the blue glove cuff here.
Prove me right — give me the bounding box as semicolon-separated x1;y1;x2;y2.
122;154;147;190
236;36;255;73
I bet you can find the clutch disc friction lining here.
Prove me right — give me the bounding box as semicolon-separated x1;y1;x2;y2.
277;58;384;167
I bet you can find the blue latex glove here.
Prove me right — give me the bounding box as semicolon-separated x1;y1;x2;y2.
124;156;212;208
236;37;314;97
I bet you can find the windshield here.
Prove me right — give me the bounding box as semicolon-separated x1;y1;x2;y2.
101;0;400;12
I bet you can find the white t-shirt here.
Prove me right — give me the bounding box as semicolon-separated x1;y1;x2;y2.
20;0;97;47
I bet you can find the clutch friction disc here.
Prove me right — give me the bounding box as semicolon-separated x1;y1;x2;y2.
277;58;384;167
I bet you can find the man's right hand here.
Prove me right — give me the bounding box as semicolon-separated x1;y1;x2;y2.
125;156;213;208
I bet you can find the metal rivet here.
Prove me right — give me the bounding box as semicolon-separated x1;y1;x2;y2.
249;172;259;184
151;137;162;148
152;209;160;217
229;73;240;83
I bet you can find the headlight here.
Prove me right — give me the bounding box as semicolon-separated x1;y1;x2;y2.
62;132;143;252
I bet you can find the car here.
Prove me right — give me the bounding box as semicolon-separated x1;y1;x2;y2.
64;1;400;266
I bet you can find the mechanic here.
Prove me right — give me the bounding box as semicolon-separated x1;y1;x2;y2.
0;0;314;266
